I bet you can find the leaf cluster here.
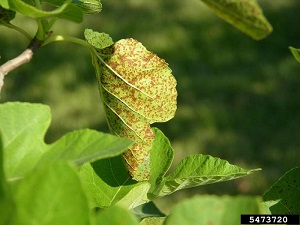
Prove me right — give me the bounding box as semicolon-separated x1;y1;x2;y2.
1;103;299;225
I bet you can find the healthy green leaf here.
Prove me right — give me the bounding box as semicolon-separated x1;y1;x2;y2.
36;129;132;167
199;0;272;40
0;134;14;225
96;38;177;181
84;29;114;49
11;163;90;225
79;127;173;209
0;0;9;9
289;47;300;63
93;205;139;225
0;102;132;180
262;167;300;214
164;195;262;225
0;102;50;179
8;0;83;23
79;156;151;209
149;128;174;191
151;154;261;197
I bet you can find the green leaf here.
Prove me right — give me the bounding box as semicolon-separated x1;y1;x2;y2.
0;102;50;179
289;47;300;63
0;102;132;180
79;127;172;209
0;134;14;225
96;38;177;181
11;163;90;225
199;0;272;40
149;128;174;191
93;205;139;225
164;195;262;225
36;129;132;167
262;167;300;214
0;0;9;9
8;0;83;23
84;29;114;49
79;156;151;209
151;154;261;197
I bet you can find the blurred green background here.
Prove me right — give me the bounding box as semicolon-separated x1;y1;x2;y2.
1;0;300;213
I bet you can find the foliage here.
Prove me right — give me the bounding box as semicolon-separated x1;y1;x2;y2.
0;0;299;224
1;102;299;224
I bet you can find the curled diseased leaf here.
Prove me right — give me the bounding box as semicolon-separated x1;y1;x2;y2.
97;39;177;181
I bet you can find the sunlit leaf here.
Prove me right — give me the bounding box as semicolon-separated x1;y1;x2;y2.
8;0;83;23
79;156;151;209
96;38;177;181
36;129;132;167
0;102;50;178
262;167;300;214
149;127;174;191
199;0;272;40
84;29;114;49
78;127;172;209
0;102;132;179
93;205;139;225
151;154;261;197
0;134;14;225
11;163;90;225
164;195;261;225
0;0;9;9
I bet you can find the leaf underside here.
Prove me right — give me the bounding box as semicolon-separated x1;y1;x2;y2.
200;0;272;40
150;154;261;197
97;38;177;181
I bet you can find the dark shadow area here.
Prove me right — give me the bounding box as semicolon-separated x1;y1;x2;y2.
1;0;299;210
91;156;136;187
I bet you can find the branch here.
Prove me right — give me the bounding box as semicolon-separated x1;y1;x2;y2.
0;38;42;93
0;49;33;93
